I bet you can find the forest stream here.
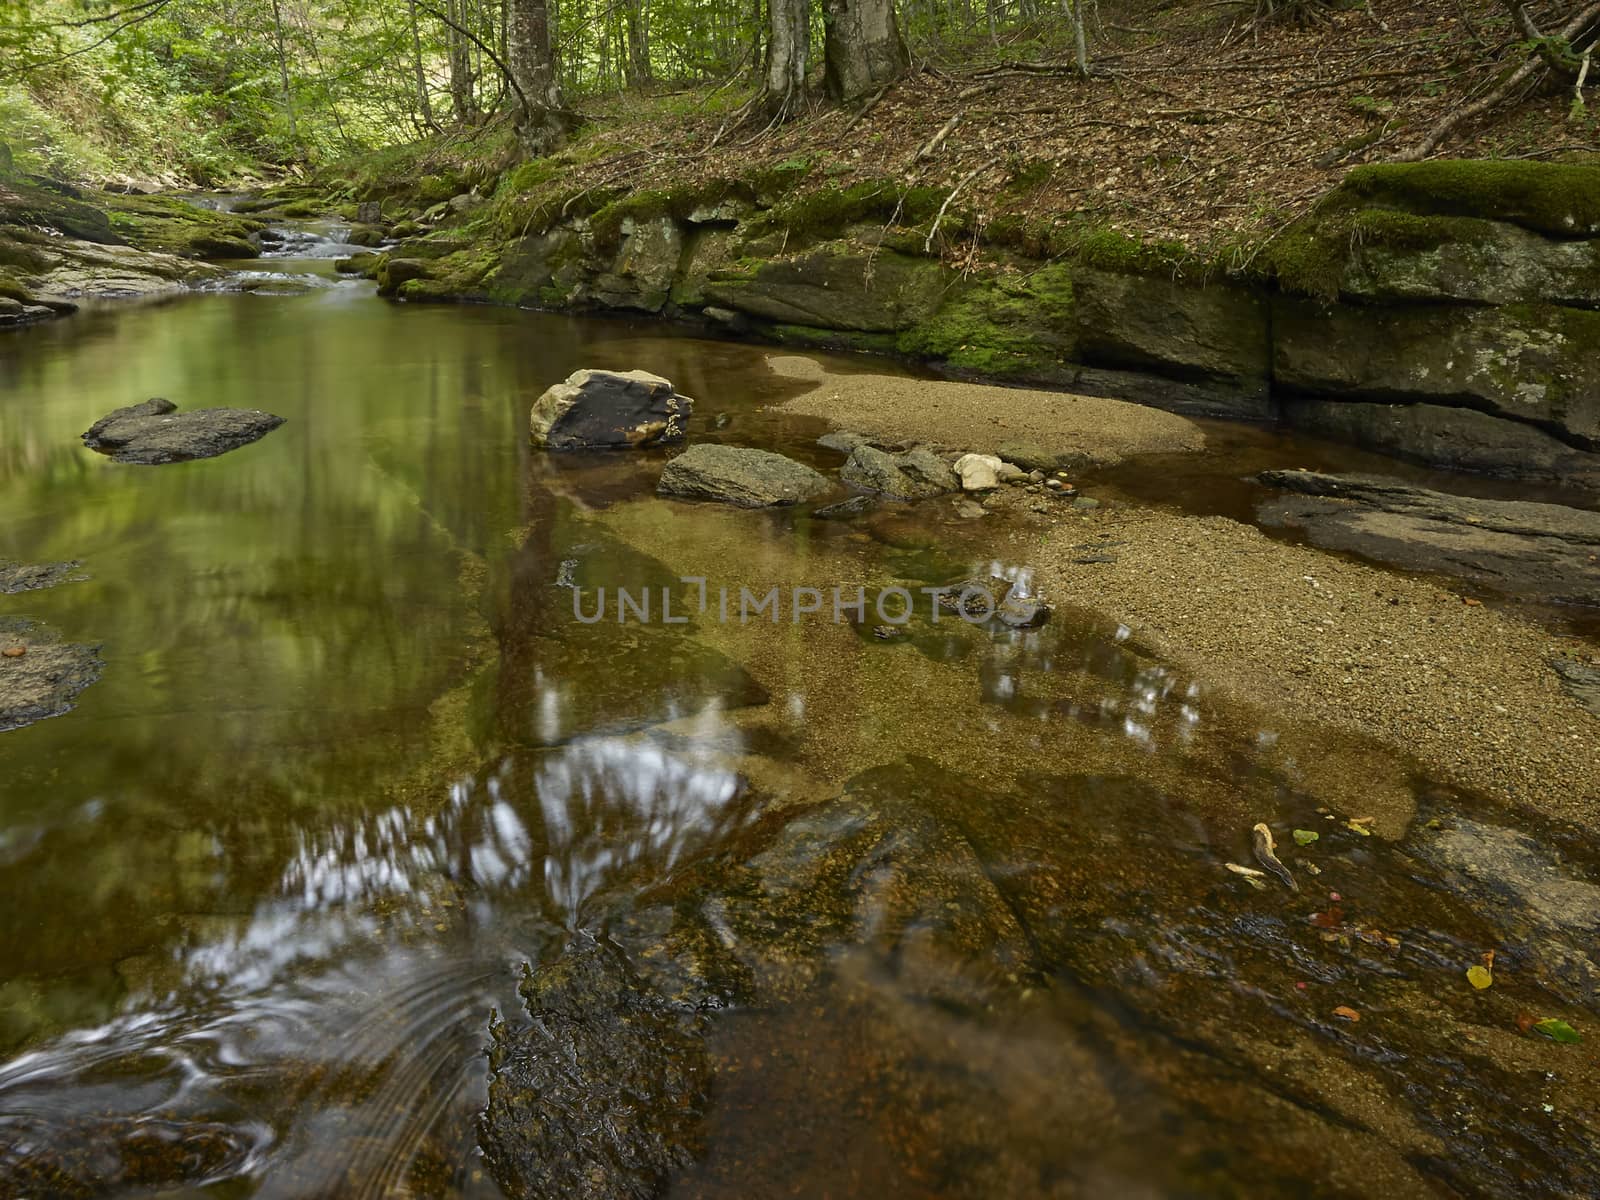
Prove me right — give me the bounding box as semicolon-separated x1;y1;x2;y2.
3;219;1600;1199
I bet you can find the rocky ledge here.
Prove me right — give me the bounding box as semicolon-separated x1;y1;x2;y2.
1257;469;1600;607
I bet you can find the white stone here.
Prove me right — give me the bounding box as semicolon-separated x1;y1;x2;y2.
954;452;1003;492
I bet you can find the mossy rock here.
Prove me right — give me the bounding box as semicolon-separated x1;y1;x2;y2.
702;244;949;333
346;224;386;248
187;233;259;260
376;257;432;296
1339;161;1600;239
897;264;1075;378
334;252;380;276
0;181;118;244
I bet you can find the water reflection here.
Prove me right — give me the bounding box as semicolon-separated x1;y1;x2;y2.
0;727;754;1197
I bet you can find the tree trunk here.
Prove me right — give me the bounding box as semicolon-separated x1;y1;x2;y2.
822;0;907;102
763;0;810;115
624;0;652;85
447;0;476;122
408;0;440;131
506;0;564;152
268;0;300;149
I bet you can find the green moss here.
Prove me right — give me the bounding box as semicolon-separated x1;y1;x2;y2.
1001;159;1054;196
769;324;900;354
0;275;33;304
103;193;264;258
747;180;952;244
896;264;1075;377
1337;160;1600;237
1263;195;1502;300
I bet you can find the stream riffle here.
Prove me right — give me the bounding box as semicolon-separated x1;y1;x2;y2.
2;226;1599;1198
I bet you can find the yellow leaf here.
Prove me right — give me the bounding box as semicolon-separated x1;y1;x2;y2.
1467;965;1493;990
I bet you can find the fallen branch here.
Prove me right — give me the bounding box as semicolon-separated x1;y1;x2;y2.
841;83;891;135
915;114;961;163
924;157;999;252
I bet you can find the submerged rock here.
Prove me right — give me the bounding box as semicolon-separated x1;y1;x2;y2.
529;369;693;450
82;398;286;465
0;617;102;732
1552;657;1600;719
812;494;877;520
656;444;829;507
839;445;958;499
997;593;1051;629
0;561;86;595
1257;469;1600;605
480;937;711;1200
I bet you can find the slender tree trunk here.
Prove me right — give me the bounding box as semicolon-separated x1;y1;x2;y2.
506;0;564;152
823;0;907;101
763;0;809;115
407;0;440;130
268;0;299;148
447;0;476;122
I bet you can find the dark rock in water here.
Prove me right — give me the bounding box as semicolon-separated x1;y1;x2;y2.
1552;657;1600;719
1256;469;1600;605
813;494;876;520
656;444;828;508
997;594;1051;629
0;617;102;732
82;398;286;465
839;445;958;499
0;560;86;595
480;937;711;1200
938;576;1013;620
530;369;693;450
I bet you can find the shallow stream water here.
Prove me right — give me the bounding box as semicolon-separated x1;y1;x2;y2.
2;226;1599;1198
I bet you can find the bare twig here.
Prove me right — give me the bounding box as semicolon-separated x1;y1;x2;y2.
924;157;999;251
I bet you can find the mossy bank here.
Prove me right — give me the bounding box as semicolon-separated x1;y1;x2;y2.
343;156;1600;489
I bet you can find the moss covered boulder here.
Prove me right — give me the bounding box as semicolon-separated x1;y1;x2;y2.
1340;219;1600;307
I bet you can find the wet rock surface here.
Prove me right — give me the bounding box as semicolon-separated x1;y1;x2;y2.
480;938;711;1200
529;369;692;450
481;756;1600;1199
1552;657;1600;718
0;561;86;595
82;398;287;465
656;444;829;507
0;618;102;732
839;444;959;499
1257;469;1600;605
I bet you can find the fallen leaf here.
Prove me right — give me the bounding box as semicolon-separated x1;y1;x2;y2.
1311;906;1344;929
1467;965;1493;990
1533;1018;1582;1044
1345;820;1372;836
1293;829;1320;846
1516;1011;1537;1034
1332;1005;1361;1022
2;646;24;658
1463;597;1482;607
1482;950;1495;969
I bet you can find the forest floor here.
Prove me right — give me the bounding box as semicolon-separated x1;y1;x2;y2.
422;0;1600;260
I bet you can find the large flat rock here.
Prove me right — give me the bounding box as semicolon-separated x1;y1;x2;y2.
1257;469;1600;605
82;398;285;464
